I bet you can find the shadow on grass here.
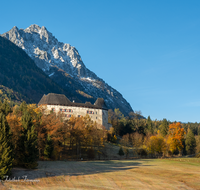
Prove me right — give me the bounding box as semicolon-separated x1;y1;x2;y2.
11;159;152;180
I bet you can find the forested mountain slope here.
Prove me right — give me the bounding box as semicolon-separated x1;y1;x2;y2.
0;36;79;103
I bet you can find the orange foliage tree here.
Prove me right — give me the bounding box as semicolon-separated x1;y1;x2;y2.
39;112;65;160
167;122;185;154
66;115;107;159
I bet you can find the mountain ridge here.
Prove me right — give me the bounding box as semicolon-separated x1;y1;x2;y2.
1;24;133;115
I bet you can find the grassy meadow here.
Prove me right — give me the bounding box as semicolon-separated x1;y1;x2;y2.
1;158;200;190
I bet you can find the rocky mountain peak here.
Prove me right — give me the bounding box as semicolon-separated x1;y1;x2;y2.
24;24;53;44
1;25;133;115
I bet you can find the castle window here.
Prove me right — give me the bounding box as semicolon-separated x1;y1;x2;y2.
96;117;97;119
67;114;71;118
78;115;81;117
87;110;94;114
60;109;62;112
52;108;55;112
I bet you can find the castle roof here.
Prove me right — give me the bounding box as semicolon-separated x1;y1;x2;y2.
38;93;108;110
38;93;71;106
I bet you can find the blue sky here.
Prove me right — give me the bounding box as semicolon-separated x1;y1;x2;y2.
1;0;200;122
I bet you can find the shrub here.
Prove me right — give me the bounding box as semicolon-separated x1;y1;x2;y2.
24;162;38;169
138;149;147;157
118;147;124;156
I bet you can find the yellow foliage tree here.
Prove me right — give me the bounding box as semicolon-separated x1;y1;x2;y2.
145;131;166;156
167;122;185;154
6;113;22;162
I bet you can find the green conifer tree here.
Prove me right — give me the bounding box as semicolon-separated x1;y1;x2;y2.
185;129;196;155
44;134;54;160
19;111;38;168
0;101;11;116
0;113;13;179
159;119;169;137
118;147;124;156
19;101;27;113
147;116;153;134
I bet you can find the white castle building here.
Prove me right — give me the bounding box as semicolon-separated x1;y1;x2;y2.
38;93;111;130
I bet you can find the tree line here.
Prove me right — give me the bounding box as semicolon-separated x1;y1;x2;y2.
0;103;199;179
108;109;199;158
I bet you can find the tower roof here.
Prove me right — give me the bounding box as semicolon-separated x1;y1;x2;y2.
94;98;108;110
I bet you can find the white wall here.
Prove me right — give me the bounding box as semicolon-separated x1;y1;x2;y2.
45;105;110;130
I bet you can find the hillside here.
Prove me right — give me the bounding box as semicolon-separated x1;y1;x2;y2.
0;36;78;103
0;85;28;106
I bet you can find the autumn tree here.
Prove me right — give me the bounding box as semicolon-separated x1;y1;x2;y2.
68;116;87;159
167;122;185;155
130;132;144;156
6;112;21;165
120;134;130;158
90;124;107;159
144;131;166;157
107;127;117;143
65;115;107;160
40;112;64;160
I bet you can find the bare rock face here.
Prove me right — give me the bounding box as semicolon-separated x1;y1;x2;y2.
2;24;133;115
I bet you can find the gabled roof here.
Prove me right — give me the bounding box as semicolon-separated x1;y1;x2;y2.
38;93;108;110
38;93;71;106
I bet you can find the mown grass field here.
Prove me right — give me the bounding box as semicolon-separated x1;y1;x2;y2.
1;158;200;190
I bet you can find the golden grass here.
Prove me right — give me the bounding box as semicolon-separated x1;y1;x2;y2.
2;158;200;190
